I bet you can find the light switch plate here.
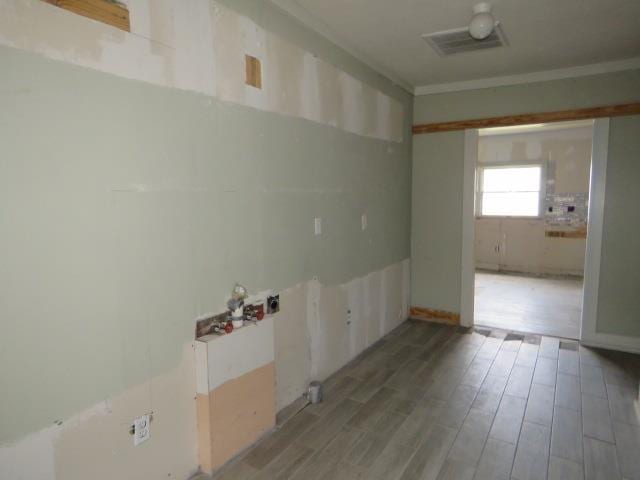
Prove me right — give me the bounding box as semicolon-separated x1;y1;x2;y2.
314;217;322;236
361;214;367;230
133;414;150;446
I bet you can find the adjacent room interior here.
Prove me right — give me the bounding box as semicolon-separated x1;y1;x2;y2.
1;1;639;480
473;121;594;340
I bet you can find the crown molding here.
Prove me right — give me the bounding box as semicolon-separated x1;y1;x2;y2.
414;57;640;96
267;0;414;94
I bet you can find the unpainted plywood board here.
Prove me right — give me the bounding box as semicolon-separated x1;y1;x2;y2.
45;0;130;32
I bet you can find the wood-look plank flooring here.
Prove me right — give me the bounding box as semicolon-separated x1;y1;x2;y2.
208;320;640;480
475;272;583;340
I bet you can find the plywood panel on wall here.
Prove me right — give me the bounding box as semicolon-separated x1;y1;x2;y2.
44;0;130;32
198;363;276;472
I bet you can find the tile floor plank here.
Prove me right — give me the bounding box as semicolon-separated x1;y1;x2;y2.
349;368;397;403
474;438;516;480
290;428;362;480
393;397;447;448
559;348;581;376
555;372;582;411
539;337;560;359
446;408;493;466
612;421;640;480
347;387;397;430
505;365;535;399
583;436;622;480
582;394;615;443
516;343;540;368
551;406;583;463
607;384;640;427
252;443;315;480
524;383;556;427
476;337;504;361
472;374;509;414
436;384;480;429
461;357;493;388
367;440;418;480
435;459;476;480
245;411;319;469
398;424;458;480
548;456;584;480
581;365;608;399
213;461;259;480
488;350;518;378
489;394;527;444
426;365;468;401
299;399;363;450
533;356;558;387
511;421;552;480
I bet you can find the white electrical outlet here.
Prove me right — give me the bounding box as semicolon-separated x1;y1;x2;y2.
314;217;322;236
133;414;150;446
361;214;367;230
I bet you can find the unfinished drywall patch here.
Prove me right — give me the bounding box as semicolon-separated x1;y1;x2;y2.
271;259;409;411
0;344;198;480
196;359;276;474
273;282;312;411
193;316;278;471
0;425;57;480
0;0;404;142
53;344;198;480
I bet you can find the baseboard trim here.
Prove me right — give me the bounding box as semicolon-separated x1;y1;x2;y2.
410;306;460;326
581;333;640;355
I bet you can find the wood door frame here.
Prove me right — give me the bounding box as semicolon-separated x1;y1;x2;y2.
460;129;478;327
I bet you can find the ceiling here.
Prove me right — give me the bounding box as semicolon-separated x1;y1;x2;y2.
270;0;640;93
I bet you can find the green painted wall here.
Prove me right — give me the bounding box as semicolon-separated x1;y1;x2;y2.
414;69;640;124
411;131;464;311
0;35;411;443
598;115;640;337
412;69;640;337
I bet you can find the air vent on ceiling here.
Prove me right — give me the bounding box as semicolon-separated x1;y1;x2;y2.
422;23;507;56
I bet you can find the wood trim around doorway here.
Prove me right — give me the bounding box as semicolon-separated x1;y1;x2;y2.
410;306;460;326
412;102;640;134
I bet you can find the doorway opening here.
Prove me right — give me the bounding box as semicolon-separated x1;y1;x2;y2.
469;120;595;339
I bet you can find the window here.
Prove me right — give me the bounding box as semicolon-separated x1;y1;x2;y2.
478;166;542;217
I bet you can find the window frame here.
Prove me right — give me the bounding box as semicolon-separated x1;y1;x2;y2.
475;163;545;219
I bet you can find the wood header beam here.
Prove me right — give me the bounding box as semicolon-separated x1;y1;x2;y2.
412;102;640;134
